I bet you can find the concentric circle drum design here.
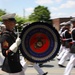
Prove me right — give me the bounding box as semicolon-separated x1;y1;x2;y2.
20;22;60;63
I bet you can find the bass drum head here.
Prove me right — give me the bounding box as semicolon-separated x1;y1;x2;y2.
20;22;60;63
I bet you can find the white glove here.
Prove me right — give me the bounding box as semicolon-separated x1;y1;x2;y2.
16;37;21;46
9;37;21;53
9;42;18;53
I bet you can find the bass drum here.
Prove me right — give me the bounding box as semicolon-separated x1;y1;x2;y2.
20;22;60;63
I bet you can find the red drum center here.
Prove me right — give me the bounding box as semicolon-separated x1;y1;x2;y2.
30;33;50;53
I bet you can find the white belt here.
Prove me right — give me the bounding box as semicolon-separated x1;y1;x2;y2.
72;40;75;42
65;38;72;41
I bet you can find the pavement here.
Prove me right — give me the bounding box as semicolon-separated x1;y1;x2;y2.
0;56;75;75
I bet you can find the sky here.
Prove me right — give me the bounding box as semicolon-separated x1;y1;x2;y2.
0;0;75;19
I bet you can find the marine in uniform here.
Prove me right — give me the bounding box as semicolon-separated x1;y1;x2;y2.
58;21;72;67
64;18;75;75
57;22;66;57
0;13;25;75
0;24;6;67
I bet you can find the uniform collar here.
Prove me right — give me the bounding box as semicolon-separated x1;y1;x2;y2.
6;29;14;33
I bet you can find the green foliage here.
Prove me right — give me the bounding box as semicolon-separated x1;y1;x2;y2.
0;18;2;22
0;9;6;16
29;5;51;22
15;15;26;32
0;9;6;21
15;15;26;25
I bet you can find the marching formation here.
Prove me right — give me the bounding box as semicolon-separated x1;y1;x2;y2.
57;18;75;75
0;13;75;75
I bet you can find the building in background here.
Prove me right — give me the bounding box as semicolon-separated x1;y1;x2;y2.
52;17;73;31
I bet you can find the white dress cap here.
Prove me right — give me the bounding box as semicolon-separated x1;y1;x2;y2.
1;13;16;20
70;18;75;22
65;21;71;26
60;22;66;26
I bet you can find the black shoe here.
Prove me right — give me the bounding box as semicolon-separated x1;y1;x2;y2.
67;59;70;61
57;58;60;61
0;65;2;68
39;63;43;67
58;64;65;67
43;72;48;75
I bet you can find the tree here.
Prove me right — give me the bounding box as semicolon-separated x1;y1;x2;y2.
15;15;26;32
29;5;51;23
0;9;6;21
0;9;6;16
15;15;26;24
